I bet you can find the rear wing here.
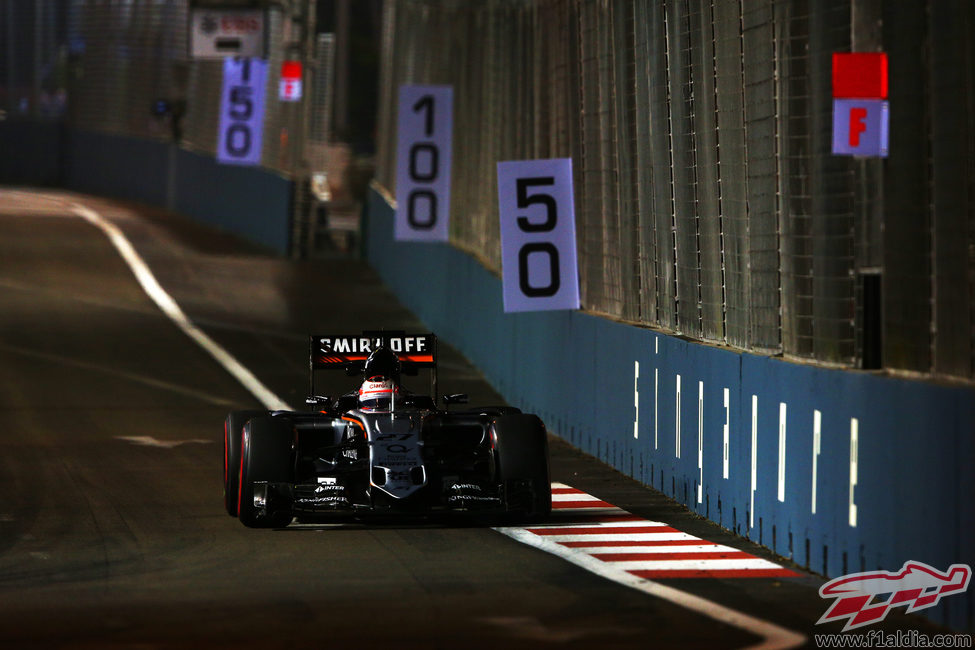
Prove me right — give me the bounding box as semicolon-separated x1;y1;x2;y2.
308;331;438;402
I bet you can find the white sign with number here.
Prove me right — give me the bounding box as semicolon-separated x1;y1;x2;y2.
394;85;453;241
217;57;267;167
497;158;580;312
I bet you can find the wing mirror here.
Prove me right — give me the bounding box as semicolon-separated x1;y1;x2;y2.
442;393;469;409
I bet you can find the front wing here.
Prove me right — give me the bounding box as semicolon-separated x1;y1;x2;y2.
249;477;543;520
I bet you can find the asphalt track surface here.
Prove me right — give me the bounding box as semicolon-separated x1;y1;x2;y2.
0;190;949;649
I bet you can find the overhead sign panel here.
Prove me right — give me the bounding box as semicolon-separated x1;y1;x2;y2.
190;8;267;59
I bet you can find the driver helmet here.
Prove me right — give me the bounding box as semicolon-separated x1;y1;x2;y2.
358;376;398;410
363;346;402;382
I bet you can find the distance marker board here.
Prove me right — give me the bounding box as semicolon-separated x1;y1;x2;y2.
217;57;267;167
497;158;580;313
394;85;453;242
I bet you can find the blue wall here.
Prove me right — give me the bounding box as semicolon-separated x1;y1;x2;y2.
63;130;170;206
172;147;292;253
0;120;64;185
1;123;292;255
366;187;975;630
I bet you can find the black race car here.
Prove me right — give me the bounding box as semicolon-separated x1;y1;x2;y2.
223;331;551;528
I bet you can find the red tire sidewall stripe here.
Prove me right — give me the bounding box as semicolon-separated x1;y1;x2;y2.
237;429;247;516
223;421;229;486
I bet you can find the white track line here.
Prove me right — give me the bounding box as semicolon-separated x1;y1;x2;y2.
586;544;740;554
532;532;698;543
526;520;670;529
552;492;604;502
53;196;802;649
556;532;703;543
69;202;291;411
604;559;790;572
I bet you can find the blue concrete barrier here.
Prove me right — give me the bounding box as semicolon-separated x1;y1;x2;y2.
63;130;169;206
1;124;292;255
173;147;292;254
0;119;64;186
366;186;975;630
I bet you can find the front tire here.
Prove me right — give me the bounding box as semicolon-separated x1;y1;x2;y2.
224;410;266;516
238;416;295;528
492;414;552;522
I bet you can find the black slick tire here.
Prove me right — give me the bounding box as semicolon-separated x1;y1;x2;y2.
224;410;266;516
492;414;552;522
238;416;295;528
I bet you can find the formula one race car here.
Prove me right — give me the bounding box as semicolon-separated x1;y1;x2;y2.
223;332;551;528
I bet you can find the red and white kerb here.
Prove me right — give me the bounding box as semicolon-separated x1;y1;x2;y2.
528;483;798;579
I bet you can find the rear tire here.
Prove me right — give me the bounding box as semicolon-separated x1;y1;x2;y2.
492;414;551;522
238;416;295;528
224;410;266;516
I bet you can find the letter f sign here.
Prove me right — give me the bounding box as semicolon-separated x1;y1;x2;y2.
832;99;889;157
848;107;868;147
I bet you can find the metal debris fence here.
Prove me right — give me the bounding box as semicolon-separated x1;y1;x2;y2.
2;0;973;380
0;0;338;254
0;0;293;174
375;0;975;381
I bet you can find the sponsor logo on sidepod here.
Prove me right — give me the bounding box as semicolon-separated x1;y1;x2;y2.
817;560;971;631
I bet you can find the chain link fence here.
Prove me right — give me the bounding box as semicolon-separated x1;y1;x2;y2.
375;0;975;381
3;0;972;380
1;0;354;256
1;0;313;175
0;0;69;120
